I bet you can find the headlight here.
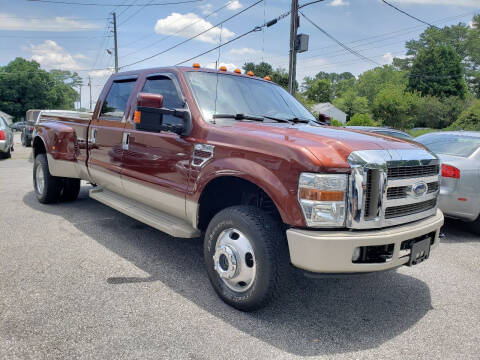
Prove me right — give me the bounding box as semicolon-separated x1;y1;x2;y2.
298;173;348;227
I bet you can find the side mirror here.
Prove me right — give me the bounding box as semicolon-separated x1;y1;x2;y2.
135;92;189;135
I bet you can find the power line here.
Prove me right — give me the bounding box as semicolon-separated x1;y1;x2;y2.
121;0;265;69
119;0;153;25
382;0;440;29
27;0;204;6
0;15;108;20
300;11;381;66
119;0;234;58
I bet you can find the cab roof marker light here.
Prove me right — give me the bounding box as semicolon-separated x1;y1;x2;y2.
234;68;241;74
247;71;254;76
193;62;201;68
219;65;227;71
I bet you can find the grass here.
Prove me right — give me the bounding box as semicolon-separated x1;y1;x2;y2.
406;128;440;137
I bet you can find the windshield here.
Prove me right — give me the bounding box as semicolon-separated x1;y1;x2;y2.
417;134;480;157
374;130;413;140
185;71;316;123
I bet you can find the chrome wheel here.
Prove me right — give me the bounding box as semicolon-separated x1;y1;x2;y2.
213;228;256;292
35;164;45;194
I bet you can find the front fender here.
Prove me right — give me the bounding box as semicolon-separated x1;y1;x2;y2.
191;157;305;227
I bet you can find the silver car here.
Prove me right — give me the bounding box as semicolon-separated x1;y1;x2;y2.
0;115;14;159
416;131;480;234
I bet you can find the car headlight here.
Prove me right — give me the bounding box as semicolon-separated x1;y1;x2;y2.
298;173;348;228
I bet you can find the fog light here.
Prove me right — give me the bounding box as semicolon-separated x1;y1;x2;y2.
352;247;361;262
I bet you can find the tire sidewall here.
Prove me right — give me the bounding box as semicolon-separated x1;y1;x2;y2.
204;207;278;310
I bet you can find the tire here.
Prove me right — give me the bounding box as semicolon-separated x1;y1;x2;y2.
21;134;25;146
5;147;11;158
25;139;32;147
204;205;289;311
60;178;80;202
33;153;63;204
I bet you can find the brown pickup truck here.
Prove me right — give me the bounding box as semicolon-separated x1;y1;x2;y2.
32;65;444;311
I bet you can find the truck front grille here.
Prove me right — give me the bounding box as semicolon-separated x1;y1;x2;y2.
386;181;439;200
387;164;439;179
385;199;437;219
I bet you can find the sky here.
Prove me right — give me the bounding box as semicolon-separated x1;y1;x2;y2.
0;0;479;109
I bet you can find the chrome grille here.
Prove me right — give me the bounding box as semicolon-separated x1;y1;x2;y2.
385;199;437;219
348;149;440;229
387;165;439;179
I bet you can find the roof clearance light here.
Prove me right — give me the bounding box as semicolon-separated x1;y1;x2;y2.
234;68;241;74
247;71;254;76
134;110;141;124
219;65;227;71
193;62;201;68
264;75;272;81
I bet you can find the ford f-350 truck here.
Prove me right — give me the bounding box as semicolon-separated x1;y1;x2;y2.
32;66;444;311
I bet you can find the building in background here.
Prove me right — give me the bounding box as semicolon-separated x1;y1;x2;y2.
312;103;347;124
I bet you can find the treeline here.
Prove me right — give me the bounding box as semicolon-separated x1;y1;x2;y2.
0;58;81;121
246;14;480;131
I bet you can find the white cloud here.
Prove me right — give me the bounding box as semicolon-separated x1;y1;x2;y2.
205;62;239;71
229;47;262;56
0;13;100;31
391;0;479;6
29;40;85;70
89;69;115;78
382;52;394;64
330;0;349;6
227;1;243;10
154;12;234;44
199;3;214;15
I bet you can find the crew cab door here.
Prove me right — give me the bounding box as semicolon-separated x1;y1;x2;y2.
121;73;192;220
88;76;137;192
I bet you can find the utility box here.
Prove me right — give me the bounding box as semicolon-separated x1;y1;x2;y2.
295;33;309;53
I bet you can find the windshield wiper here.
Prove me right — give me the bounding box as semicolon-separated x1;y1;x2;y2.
262;115;291;123
212;113;264;122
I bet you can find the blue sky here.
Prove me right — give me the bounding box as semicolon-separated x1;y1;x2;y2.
1;0;479;107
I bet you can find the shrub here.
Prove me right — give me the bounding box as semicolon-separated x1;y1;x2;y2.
330;118;343;127
448;99;480;131
346;113;376;126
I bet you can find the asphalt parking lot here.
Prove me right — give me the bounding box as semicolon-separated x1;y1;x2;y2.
1;133;479;360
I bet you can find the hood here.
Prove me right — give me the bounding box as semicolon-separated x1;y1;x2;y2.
209;122;424;171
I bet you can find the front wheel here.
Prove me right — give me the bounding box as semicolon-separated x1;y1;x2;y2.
33;154;63;204
204;206;289;311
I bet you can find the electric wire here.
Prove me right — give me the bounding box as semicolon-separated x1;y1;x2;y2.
26;0;204;6
382;0;440;29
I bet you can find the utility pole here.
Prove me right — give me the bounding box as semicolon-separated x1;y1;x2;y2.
288;0;299;95
112;12;119;73
88;76;92;111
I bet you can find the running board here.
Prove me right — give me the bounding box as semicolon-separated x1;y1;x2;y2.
89;187;200;238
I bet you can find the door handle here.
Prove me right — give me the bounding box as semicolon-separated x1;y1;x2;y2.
122;132;130;150
91;128;97;144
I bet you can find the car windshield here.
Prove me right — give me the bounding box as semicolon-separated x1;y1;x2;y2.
417;134;480;157
374;130;413;140
185;71;316;123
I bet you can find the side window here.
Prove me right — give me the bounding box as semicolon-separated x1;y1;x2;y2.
100;79;136;118
142;76;184;126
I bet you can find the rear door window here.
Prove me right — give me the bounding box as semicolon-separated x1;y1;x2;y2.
100;79;137;119
142;75;184;126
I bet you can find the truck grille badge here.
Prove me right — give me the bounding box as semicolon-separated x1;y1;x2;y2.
192;144;214;167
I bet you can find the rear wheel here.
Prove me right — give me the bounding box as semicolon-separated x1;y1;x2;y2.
204;205;289;311
33;154;62;204
60;178;81;202
21;134;25;146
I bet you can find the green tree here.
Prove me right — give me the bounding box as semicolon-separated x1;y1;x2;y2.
356;65;407;105
243;62;292;90
332;89;369;120
0;57;78;120
408;44;467;98
448;99;480;131
304;78;332;103
372;85;419;129
414;96;447;128
346;113;376;126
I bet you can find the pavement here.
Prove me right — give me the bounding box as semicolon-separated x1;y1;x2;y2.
0;133;479;360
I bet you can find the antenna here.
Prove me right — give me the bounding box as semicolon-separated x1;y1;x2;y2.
213;23;223;122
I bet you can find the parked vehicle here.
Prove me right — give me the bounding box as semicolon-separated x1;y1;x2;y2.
0;115;14;158
10;121;26;132
347;126;414;140
416;131;480;234
32;66;444;310
21;121;35;147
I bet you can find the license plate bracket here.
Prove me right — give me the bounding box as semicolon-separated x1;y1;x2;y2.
408;238;431;266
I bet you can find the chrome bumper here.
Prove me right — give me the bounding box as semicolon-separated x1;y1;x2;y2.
287;209;444;273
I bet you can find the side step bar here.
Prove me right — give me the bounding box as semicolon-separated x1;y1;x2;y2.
89;187;200;238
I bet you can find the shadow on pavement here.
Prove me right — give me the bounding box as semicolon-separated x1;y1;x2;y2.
441;218;479;243
23;187;432;356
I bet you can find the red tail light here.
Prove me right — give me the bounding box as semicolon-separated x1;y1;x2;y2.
0;130;5;141
442;164;460;179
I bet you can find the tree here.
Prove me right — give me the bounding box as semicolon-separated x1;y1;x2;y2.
304;78;332;103
408;44;467;99
414;96;447;128
372;85;419;129
346;113;376;126
0;57;78;120
356;65;407;105
302;71;355;99
332;89;369;120
448;99;480;131
242;62;291;90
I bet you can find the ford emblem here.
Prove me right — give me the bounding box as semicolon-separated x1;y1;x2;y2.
412;182;428;197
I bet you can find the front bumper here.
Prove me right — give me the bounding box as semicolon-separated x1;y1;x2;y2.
287;209;444;273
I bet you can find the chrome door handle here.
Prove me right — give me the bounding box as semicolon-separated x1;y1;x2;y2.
122;132;130;150
91;128;97;144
